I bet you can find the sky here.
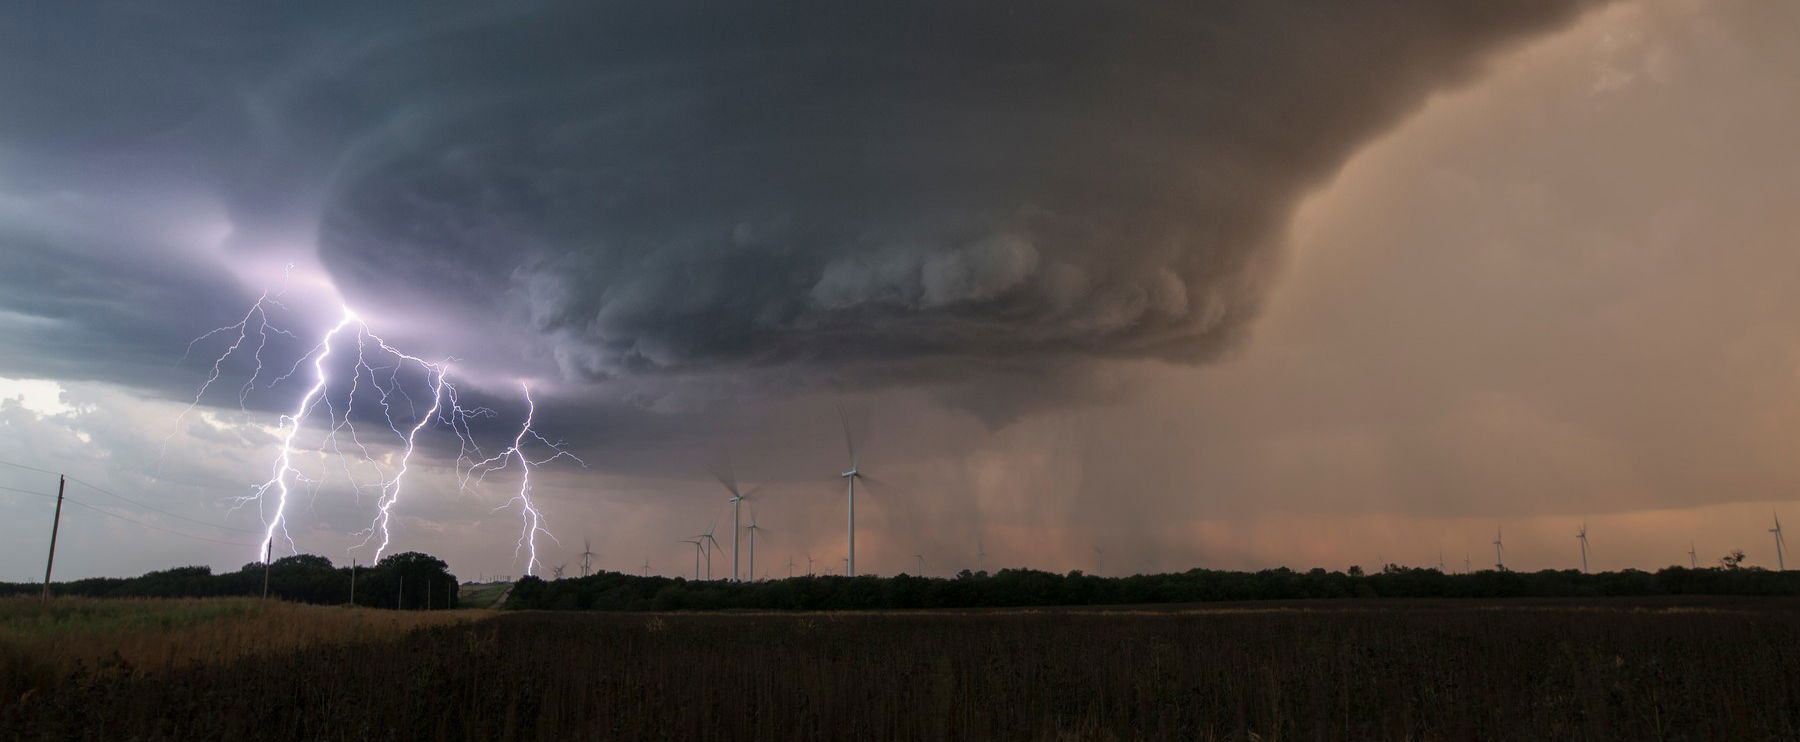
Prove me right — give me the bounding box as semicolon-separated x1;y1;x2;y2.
4;1;1798;581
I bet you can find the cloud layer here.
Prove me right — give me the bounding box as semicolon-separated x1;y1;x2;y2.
0;2;1595;401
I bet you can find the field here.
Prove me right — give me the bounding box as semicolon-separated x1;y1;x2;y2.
5;597;1800;740
0;597;483;698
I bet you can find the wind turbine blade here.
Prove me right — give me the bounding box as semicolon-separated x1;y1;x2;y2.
837;400;857;466
705;459;740;497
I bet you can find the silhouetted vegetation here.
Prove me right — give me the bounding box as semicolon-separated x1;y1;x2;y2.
506;563;1800;611
6;598;1800;739
0;552;458;609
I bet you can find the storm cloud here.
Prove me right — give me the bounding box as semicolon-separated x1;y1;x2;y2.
314;2;1598;383
0;2;1596;400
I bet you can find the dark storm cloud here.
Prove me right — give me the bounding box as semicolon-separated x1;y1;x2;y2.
0;1;1594;403
315;1;1598;381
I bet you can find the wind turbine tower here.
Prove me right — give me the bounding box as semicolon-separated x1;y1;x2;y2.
1493;527;1505;571
838;405;865;577
708;460;752;582
1576;522;1589;574
1773;512;1788;571
977;538;989;574
914;553;927;576
579;537;596;578
744;508;763;582
1687;543;1697;569
698;524;722;580
1095;546;1105;577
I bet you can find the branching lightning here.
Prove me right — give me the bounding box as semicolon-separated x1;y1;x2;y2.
177;290;579;576
460;385;585;577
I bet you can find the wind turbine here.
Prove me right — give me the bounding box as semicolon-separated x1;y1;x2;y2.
679;539;702;580
707;458;753;582
1576;522;1589;574
977;537;989;574
1437;549;1446;573
1687;543;1697;569
786;556;796;579
744;507;764;582
1493;527;1505;571
641;556;650;577
579;537;596;578
1464;553;1471;574
837;404;865;577
914;553;927;576
1094;546;1105;577
806;553;815;576
697;522;723;580
551;563;566;580
1772;511;1788;571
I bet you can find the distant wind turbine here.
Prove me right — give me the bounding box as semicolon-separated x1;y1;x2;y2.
1687;542;1697;569
977;537;989;574
1493;527;1505;571
787;556;796;579
837;404;865;577
579;537;596;578
744;507;764;582
1576;522;1589;574
914;553;927;576
698;522;723;580
806;553;815;576
551;563;566;580
1772;511;1788;571
1095;546;1104;577
707;458;756;582
641;556;650;577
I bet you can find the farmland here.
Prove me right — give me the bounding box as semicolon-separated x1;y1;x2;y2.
6;597;1800;739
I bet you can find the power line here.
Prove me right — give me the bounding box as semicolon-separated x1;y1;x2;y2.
61;475;260;534
0;457;259;534
0;484;56;499
58;497;259;547
0;458;61;477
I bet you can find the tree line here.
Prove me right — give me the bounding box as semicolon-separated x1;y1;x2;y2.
0;551;459;609
505;564;1800;611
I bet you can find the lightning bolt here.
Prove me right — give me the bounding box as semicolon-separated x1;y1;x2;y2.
179;293;580;574
235;308;358;558
462;385;585;576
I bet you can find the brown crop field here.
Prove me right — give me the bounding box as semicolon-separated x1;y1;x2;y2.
5;597;1800;740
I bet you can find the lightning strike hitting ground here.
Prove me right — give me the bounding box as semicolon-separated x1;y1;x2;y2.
461;385;585;576
178;295;579;574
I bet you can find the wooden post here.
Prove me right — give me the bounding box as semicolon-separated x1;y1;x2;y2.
350;559;357;606
262;540;272;600
41;475;65;602
398;576;403;610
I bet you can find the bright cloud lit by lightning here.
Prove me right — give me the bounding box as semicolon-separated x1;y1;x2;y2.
174;285;582;576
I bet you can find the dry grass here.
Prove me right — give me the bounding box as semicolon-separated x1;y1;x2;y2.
0;596;486;690
7;598;1800;739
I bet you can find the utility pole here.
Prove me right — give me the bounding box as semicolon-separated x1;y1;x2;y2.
398;576;404;610
350;559;357;606
41;475;66;602
261;540;272;600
